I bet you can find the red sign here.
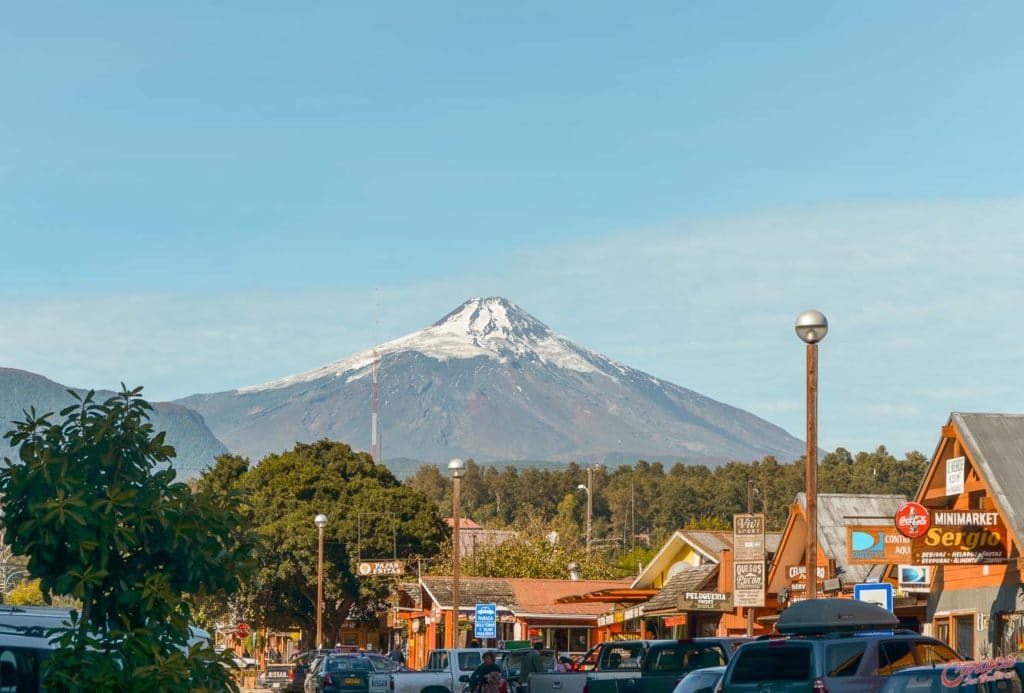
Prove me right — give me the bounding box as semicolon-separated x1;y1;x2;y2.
663;615;687;627
236;622;251;638
895;502;931;539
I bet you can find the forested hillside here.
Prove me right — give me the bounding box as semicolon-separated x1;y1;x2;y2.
405;446;928;550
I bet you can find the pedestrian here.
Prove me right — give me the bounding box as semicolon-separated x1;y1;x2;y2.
555;655;573;672
388;643;407;665
519;641;544;691
468;651;503;693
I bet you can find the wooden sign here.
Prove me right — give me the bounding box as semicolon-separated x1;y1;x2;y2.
356;560;406;576
677;591;733;612
847;526;913;565
733;513;766;562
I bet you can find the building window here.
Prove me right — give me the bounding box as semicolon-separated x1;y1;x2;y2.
531;627;592;656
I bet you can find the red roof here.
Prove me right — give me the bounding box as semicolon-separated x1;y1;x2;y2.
508;577;634;616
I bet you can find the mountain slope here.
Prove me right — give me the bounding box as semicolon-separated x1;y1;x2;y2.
0;368;228;479
179;297;805;467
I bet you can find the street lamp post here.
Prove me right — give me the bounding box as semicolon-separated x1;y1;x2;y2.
576;480;592;555
795;310;828;600
314;513;328;649
447;458;467;649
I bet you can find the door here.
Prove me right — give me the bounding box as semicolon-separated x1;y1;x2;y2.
955;615;975;659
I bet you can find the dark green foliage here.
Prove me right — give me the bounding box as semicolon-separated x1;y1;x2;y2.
211;440;445;648
0;387;257;692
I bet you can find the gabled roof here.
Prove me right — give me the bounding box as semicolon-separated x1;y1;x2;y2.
641;564;718;614
942;413;1024;549
631;529;782;589
769;493;902;587
421;577;517;610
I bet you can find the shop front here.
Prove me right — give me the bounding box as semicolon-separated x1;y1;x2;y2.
894;413;1024;658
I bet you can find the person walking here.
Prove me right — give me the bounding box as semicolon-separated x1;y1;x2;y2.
519;641;544;692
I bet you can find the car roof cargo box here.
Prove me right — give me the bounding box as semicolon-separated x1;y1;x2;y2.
776;598;899;635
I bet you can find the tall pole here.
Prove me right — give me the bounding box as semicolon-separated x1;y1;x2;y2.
316;520;326;648
450;473;462;648
586;466;593;555
795;309;827;603
806;342;819;600
746;480;754;637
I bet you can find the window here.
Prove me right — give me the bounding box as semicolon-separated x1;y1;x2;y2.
955;616;975;659
912;641;959;666
0;648;41;693
458;652;482;671
879;641;915;676
599;644;643;670
730;645;811;683
825;642;866;677
428;651;448;670
644;644;725;673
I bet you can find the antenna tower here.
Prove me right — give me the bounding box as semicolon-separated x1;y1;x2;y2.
370;290;381;462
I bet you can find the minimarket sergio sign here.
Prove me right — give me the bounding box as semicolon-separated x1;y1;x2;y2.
892;503;1009;565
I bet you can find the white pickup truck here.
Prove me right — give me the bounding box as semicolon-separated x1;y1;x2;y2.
373;648;489;693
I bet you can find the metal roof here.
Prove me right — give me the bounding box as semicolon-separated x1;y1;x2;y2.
640;564;718;614
949;412;1024;546
795;492;905;583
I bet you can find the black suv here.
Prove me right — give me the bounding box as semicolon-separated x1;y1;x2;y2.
716;599;962;693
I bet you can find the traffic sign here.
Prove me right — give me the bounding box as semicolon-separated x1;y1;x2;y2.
853;582;893;613
236;622;251;638
474;603;497;639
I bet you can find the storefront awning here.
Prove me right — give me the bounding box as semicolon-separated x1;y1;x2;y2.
556;588;659;604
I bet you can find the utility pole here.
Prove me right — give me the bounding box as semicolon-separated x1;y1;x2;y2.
746;480;755;637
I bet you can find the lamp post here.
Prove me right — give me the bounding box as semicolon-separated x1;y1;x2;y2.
795;310;828;600
447;458;467;649
314;513;328;649
576;478;592;555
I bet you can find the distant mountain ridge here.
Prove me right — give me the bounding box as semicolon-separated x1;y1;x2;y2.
0;368;227;478
179;297;806;468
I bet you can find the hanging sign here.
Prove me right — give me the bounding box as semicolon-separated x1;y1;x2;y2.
894;502;932;539
732;513;766;562
677;591;733;612
946;456;965;496
357;560;406;576
474;603;497;639
897;565;932;593
733;562;765;607
847;526;913;564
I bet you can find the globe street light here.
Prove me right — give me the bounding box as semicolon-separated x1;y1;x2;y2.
314;513;328;649
795;310;827;600
447;458;467;649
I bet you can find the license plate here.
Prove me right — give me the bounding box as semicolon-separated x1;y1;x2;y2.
346;677;363;684
268;671;288;678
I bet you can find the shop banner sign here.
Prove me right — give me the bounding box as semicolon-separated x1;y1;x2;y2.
357;560;406;576
897;565;932;593
663;615;687;627
733;513;766;562
946;456;965;496
847;525;913;564
677;591;733;612
733;562;765;607
909;510;1009;565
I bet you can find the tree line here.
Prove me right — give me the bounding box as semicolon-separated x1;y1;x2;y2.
405;447;929;551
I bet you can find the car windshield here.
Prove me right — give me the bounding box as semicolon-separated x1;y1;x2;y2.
367;654;400;671
458;652;483;671
325;656;373;672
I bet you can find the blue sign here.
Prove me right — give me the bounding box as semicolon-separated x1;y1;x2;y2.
474;603;497;639
854;582;894;613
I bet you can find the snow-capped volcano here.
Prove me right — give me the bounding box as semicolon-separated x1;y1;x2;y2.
179;297;805;470
238;297;606;393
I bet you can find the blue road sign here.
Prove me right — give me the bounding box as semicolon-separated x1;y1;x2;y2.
474;603;497;639
854;582;894;613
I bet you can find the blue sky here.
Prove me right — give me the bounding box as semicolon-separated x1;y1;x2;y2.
2;2;1023;458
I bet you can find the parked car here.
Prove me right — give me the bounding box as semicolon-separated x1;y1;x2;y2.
879;661;1024;692
586;638;748;693
306;653;384;693
716;599;962;693
376;648;490;693
498;647;556;692
671;666;726;693
529;640;664;693
279;649;346;692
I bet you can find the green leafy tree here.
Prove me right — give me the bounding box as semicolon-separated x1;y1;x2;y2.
229;440;445;648
0;387;257;692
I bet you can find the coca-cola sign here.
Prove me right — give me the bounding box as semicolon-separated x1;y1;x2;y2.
895;502;931;539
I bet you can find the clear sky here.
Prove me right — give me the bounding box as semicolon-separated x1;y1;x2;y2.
2;2;1023;458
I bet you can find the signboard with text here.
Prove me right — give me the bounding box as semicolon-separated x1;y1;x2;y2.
909;510;1009;565
733;562;765;607
946;456;965;496
847;525;914;564
733;513;766;562
677;591;733;612
897;565;932;593
854;582;894;612
474;603;497;639
357;560;406;577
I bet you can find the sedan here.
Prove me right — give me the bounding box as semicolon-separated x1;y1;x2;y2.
671;666;726;693
306;654;400;693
